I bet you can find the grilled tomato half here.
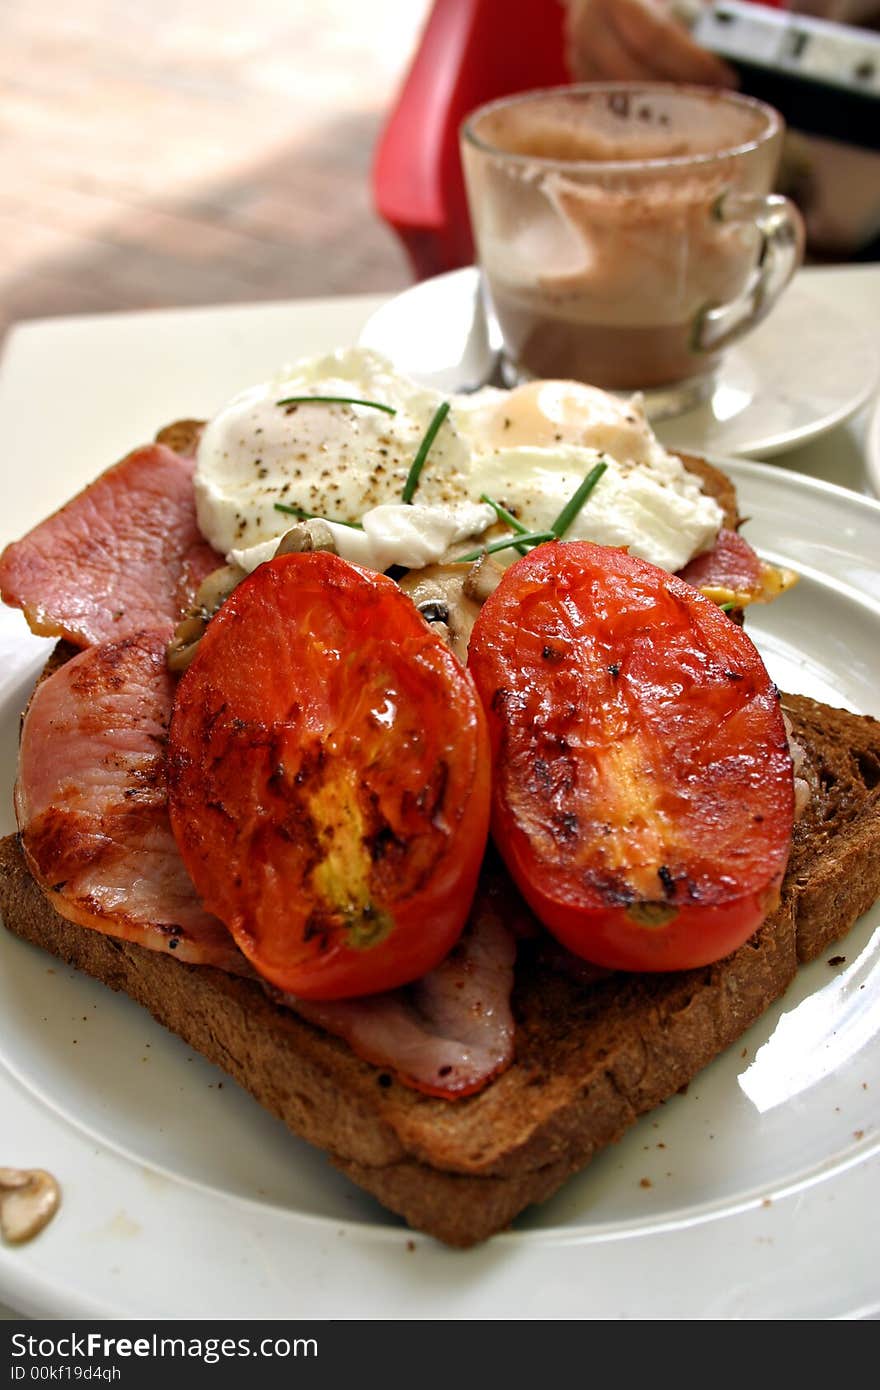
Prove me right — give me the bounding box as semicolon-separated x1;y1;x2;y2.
168;551;491;999
468;540;795;972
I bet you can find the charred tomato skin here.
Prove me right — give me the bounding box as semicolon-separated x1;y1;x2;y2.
468;541;795;972
168;551;491;999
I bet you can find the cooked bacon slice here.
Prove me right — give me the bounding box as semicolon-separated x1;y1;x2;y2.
15;630;517;1096
15;630;247;973
677;528;765;600
0;444;222;648
287;886;517;1099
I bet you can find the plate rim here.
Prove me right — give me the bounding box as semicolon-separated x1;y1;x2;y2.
865;390;880;500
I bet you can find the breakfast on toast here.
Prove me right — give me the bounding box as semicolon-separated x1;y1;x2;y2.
1;348;878;1248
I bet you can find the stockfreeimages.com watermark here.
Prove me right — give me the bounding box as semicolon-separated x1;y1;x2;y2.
10;1332;316;1376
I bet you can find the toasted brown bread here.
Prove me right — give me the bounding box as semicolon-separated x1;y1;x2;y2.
2;693;878;1247
154;419;204;457
678;451;739;531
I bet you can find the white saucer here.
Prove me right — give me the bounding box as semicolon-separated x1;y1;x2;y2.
359;266;880;461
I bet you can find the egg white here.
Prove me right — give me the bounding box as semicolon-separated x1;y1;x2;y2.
195;347;723;576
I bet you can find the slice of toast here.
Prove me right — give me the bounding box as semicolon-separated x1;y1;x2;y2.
2;692;878;1246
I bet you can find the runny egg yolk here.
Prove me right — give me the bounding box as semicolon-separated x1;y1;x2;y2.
455;378;666;463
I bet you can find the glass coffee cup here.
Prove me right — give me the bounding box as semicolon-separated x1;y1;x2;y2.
461;84;805;418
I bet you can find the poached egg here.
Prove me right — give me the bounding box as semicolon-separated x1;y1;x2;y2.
194;348;723;577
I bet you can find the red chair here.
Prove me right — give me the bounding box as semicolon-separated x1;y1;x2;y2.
372;0;569;281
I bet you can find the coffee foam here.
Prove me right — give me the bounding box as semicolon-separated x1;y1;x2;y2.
475;93;764;166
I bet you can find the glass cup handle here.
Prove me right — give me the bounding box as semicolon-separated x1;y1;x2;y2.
692;192;805;355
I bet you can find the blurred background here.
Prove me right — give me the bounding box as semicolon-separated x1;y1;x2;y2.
3;0;877;349
0;0;431;344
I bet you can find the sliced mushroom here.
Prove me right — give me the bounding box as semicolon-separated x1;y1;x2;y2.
274;520;337;556
167;614;208;673
167;562;246;672
463;554;504;604
194;563;247;617
416;598;450;625
398;565;483;664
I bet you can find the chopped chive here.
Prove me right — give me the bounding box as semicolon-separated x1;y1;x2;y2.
480;493;529;554
549;461;608;538
275;395;396;415
719;601;736;612
454;530;556;565
401;401;450;504
480;493;528;534
273;501;363;530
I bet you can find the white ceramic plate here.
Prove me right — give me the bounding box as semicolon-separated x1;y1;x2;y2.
1;304;880;1319
866;391;880;500
359;266;880;461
